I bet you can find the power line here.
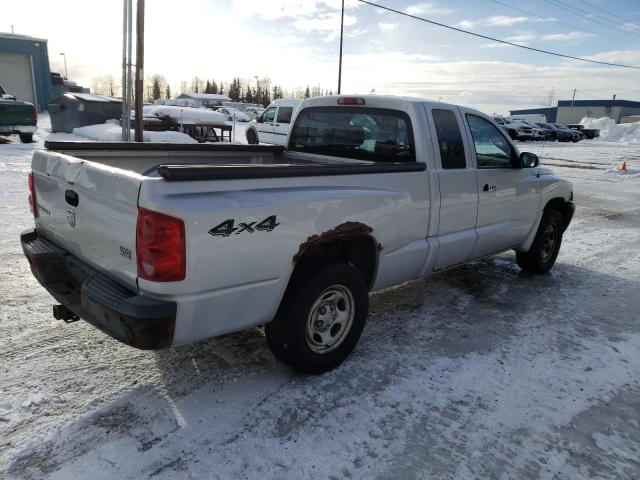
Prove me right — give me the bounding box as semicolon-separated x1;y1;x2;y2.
485;0;638;44
356;0;640;69
542;0;640;38
578;0;633;24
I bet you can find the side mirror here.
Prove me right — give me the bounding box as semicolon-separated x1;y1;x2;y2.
519;152;539;168
256;114;263;123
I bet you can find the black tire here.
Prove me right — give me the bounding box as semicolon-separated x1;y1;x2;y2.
246;129;258;145
516;209;564;274
266;263;368;374
571;136;579;143
19;133;33;143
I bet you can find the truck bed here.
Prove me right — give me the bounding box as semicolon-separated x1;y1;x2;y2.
43;141;426;179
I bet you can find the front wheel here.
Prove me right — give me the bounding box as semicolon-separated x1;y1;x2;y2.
266;263;368;374
516;210;564;274
19;133;33;143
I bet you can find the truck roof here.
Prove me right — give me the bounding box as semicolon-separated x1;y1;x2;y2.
299;94;485;117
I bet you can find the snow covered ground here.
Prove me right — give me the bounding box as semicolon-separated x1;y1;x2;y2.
1;119;639;479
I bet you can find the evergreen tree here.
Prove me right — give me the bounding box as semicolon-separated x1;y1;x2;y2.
152;77;162;100
165;84;171;99
245;85;254;103
205;80;211;94
219;82;224;95
211;80;218;94
304;86;310;98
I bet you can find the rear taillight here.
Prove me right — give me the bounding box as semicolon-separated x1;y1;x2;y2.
136;208;185;282
28;172;38;218
31;107;37;123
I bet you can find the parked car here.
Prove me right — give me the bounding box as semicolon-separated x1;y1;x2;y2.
568;124;599;139
244;106;265;120
0;84;37;143
494;116;534;141
215;107;250;122
552;123;583;142
536;123;572;142
22;95;574;373
246;98;301;145
518;119;550;141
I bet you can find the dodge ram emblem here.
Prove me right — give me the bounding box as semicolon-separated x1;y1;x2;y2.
66;209;76;228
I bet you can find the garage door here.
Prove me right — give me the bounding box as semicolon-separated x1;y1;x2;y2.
0;52;35;105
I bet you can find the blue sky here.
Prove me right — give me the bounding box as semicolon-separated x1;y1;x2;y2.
5;0;640;113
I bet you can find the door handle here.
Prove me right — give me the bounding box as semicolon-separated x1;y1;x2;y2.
483;184;497;192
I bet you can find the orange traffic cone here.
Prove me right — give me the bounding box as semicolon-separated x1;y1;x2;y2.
619;161;628;172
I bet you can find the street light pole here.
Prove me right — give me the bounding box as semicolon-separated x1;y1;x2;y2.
338;0;344;94
254;75;259;106
59;52;68;79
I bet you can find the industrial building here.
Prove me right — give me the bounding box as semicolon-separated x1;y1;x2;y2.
510;99;640;124
0;32;55;111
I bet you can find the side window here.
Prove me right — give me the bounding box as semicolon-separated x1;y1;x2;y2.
264;107;276;122
432;109;466;169
276;106;294;124
466;115;514;168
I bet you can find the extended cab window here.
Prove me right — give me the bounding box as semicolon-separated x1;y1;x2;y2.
432;109;466;169
289;107;415;162
276;107;294;124
466;115;513;168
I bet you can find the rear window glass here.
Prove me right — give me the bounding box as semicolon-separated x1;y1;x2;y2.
289;107;415;162
276;107;294;124
432;109;466;169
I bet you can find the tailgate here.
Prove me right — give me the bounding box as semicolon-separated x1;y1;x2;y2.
0;100;34;125
31;150;142;290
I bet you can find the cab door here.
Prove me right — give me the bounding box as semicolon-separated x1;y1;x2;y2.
461;111;541;258
273;105;294;146
256;106;276;144
425;105;479;270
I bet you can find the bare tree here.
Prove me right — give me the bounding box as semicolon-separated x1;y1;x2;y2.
91;75;119;97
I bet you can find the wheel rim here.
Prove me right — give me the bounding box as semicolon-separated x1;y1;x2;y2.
541;224;557;262
306;285;355;354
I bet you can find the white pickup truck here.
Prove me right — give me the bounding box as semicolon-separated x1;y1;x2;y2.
22;95;574;373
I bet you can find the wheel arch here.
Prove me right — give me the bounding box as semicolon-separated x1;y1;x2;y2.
543;197;573;231
288;223;380;293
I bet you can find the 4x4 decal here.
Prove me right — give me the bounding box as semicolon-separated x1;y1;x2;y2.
209;215;279;237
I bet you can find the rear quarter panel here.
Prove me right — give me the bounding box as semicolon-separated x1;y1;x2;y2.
138;171;430;344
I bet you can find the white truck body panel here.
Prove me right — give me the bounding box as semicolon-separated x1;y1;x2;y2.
27;95;573;348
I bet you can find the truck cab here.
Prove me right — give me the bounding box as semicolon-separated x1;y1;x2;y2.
246;98;301;145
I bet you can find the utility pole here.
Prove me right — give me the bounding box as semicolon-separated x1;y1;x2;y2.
121;0;133;141
337;0;344;94
134;0;145;142
568;88;576;123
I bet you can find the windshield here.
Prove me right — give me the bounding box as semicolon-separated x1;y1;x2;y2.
289;107;415;162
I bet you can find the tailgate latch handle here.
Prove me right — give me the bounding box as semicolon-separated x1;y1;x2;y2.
65;190;79;207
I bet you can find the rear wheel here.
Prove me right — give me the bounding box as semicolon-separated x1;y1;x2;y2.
516;210;564;274
19;133;33;143
246;129;258;144
266;263;368;374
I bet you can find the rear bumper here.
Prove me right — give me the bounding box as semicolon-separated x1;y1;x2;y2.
0;125;37;134
20;228;176;349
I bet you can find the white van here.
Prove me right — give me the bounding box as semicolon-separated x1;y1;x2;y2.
246;98;301;145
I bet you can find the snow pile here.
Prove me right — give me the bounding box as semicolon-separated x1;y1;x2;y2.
581;117;640;144
72;123;197;143
143;105;227;125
